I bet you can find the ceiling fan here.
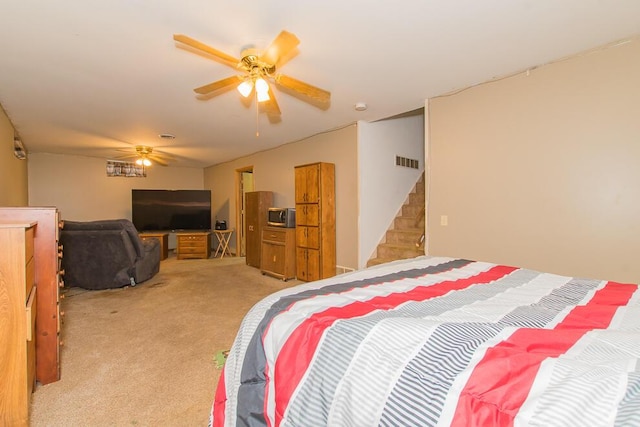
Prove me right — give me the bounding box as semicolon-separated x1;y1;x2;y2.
116;146;172;167
173;30;331;117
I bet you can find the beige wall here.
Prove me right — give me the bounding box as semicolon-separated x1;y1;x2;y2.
204;124;359;269
0;105;28;206
28;153;204;221
427;38;640;283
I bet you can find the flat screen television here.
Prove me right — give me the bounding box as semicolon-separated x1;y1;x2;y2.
132;189;211;232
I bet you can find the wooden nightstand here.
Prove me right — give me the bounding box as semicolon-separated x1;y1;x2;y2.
139;232;169;260
176;232;211;260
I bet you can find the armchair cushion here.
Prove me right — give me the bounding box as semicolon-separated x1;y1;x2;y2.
60;219;160;290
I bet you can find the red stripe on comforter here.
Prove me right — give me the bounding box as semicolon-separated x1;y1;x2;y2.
270;264;518;427
450;281;636;427
212;366;226;427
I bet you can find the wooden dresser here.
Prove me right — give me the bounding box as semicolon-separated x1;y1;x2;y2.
176;231;211;259
261;226;296;280
294;162;336;281
0;207;63;385
0;222;37;426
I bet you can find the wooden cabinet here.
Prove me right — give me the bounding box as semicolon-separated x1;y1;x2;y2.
261;226;296;280
139;232;169;260
245;191;273;268
176;232;211;259
0;222;37;426
295;162;336;281
0;207;63;386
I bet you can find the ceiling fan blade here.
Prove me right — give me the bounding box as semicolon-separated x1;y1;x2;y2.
149;156;169;167
194;75;242;95
114;154;138;160
262;88;281;116
274;74;330;104
173;34;240;68
261;30;300;67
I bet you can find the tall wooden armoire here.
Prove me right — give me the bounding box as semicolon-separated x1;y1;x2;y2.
294;162;336;281
245;191;273;268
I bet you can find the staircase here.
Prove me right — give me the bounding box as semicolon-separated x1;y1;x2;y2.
367;173;425;267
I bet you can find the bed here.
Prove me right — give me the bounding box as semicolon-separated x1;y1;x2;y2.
210;256;640;426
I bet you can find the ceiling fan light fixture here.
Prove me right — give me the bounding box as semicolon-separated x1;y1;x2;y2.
255;78;269;94
256;89;270;102
136;158;152;166
255;77;270;102
237;80;253;98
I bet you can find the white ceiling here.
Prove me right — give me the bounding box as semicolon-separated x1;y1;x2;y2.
1;1;639;168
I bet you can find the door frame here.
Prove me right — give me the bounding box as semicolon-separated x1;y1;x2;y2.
235;166;254;257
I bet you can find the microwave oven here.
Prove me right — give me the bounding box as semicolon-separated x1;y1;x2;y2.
267;207;296;228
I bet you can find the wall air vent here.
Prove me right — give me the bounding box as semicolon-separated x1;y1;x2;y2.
396;155;419;169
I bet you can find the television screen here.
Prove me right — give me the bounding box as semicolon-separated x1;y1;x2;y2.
132;189;211;232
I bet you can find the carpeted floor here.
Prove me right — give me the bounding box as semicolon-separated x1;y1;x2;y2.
29;254;298;426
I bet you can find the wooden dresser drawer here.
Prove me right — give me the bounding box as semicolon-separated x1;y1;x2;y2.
26;286;37;342
26;257;35;301
179;246;207;254
26;286;37;397
178;234;207;243
25;226;34;262
179;242;207;253
262;228;288;243
179;240;207;248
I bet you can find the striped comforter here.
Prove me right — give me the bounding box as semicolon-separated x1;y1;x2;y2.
211;256;640;426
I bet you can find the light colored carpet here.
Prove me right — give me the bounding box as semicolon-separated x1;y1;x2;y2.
29;254;298;426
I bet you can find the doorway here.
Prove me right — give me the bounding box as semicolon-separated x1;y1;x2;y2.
235;166;254;257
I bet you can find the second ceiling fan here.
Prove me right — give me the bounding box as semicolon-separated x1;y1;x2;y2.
116;145;172;166
173;30;330;117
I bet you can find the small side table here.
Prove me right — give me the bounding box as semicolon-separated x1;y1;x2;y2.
176;232;211;260
139;232;169;260
212;229;234;258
